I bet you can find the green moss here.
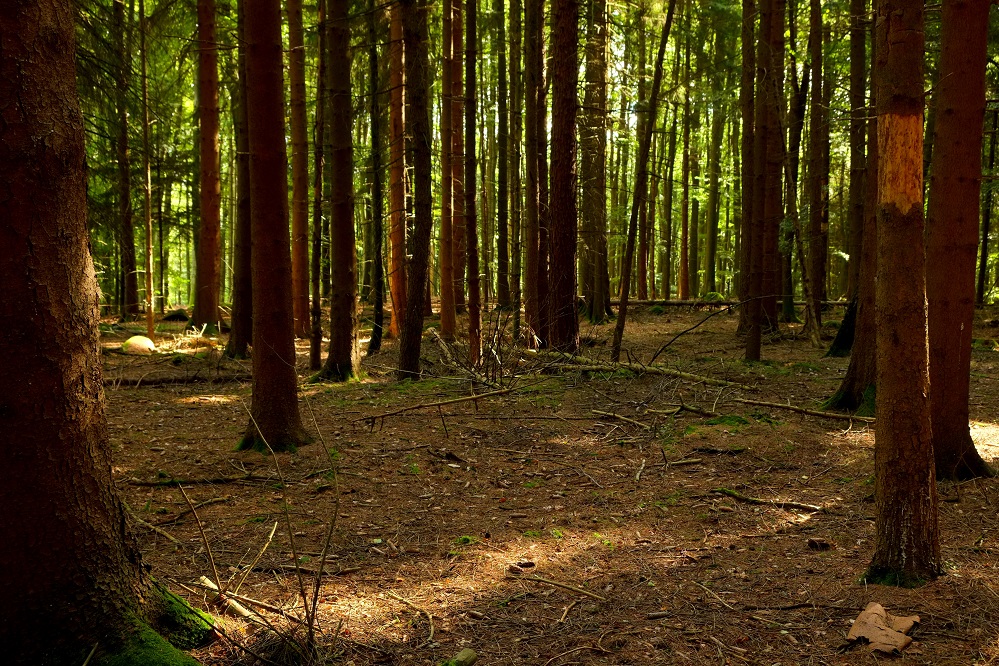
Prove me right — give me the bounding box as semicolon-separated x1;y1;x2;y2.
860;565;936;589
649;305;666;315
703;291;725;303
95;623;200;666
152;582;215;649
703;415;749;427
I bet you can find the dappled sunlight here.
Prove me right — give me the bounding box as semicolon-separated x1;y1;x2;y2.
177;394;241;405
971;421;999;463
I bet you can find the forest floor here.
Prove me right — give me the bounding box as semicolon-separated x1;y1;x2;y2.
104;304;999;666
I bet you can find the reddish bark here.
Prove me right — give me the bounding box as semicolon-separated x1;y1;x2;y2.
194;0;221;328
288;0;310;338
925;0;993;480
388;3;407;337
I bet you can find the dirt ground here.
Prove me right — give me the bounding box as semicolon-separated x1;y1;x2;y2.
105;304;999;665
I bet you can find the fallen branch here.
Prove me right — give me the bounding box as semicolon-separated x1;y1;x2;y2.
154;496;230;525
361;385;521;425
733;397;875;423
712;487;824;513
128;511;182;545
592;410;651;430
538;354;752;389
127;474;274;487
516;574;607;601
386;590;435;645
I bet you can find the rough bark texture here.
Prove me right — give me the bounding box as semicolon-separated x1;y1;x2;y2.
310;0;327;369
388;3;407;337
0;2;206;662
736;0;754;331
452;0;467;315
194;0;221;328
509;0;524;337
241;0;311;451
523;0;542;344
321;0;361;381
367;0;386;355
397;0;433;378
925;0;993;480
547;0;580;352
868;0;940;586
580;0;608;323
495;0;511;308
288;0;310;338
226;0;252;359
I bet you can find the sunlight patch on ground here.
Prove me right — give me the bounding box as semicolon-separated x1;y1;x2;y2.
971;421;999;462
178;394;240;405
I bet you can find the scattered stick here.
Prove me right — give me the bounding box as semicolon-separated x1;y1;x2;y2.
559;600;580;623
692;580;737;611
361;385;521;426
635;458;647;482
542;645;611;666
565;362;752;390
386;590;435;645
179;485;222;592
198;575;254;619
516;575;607;601
733;397;875;423
712;487;824;513
127;474;274;487
667;458;702;467
127;507;182;544
592;410;651;430
154;496;230;525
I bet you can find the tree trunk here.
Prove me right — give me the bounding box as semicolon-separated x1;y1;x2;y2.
288;0;310;338
807;0;828;332
440;0;457;339
194;0;221;329
610;0;677;361
310;0;327;369
397;0;434;378
510;0;524;337
1;2;208;660
925;0;993;481
452;0;467;315
524;0;543;343
388;2;408;337
466;0;482;363
580;0;608;323
241;0;312;452
226;0;253;359
547;0;580;352
868;0;940;586
495;0;511;308
321;0;361;381
139;0;154;339
367;0;386;356
977;109;998;305
678;20;691;301
737;0;755;331
115;0;139;319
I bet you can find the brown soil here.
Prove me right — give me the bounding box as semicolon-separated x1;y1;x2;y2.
106;306;999;665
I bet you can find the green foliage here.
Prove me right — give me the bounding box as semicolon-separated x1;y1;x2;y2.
703;415;749;427
703;291;724;302
649;304;666;315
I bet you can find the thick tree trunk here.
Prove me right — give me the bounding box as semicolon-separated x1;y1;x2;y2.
288;0;310;338
580;0;608;323
1;2;208;661
737;0;755;332
321;0;361;381
226;0;253;359
195;0;221;328
925;0;993;481
241;0;312;452
547;0;580;352
388;2;408;337
868;0;940;586
524;0;543;343
397;0;434;378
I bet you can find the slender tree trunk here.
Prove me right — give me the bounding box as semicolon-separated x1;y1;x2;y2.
388;2;407;337
610;0;677;361
977;109;998;305
397;0;434;378
367;0;386;355
524;0;542;343
925;0;993;480
226;0;253;359
309;0;327;369
807;0;828;332
288;0;310;338
139;0;154;339
452;0;467;315
440;0;457;339
704;38;724;295
678;21;691;301
195;0;221;328
466;0;482;363
495;0;511;308
510;0;523;336
241;0;311;452
868;0;940;585
321;0;360;381
737;0;755;331
115;0;139;319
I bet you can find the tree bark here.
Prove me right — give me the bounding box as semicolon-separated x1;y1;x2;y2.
194;0;221;328
226;0;253;359
388;2;407;337
288;0;310;338
0;2;207;661
925;0;993;481
310;0;327;369
241;0;311;451
114;0;139;319
397;0;434;378
320;0;361;381
440;0;457;339
466;0;482;363
737;0;755;332
367;0;386;356
524;0;543;343
868;0;940;585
